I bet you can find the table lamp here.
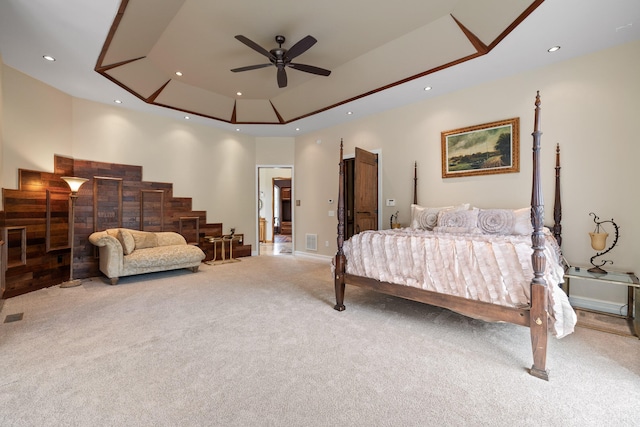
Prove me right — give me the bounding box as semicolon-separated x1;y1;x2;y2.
587;212;619;274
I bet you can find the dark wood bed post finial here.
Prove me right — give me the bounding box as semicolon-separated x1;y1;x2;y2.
529;91;549;380
334;139;346;311
553;144;562;247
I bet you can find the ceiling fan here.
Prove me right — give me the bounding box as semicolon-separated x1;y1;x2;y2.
230;35;331;88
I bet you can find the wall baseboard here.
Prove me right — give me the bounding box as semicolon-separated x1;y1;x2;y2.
569;295;628;317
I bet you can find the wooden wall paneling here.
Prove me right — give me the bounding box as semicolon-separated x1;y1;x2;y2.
141;190;164;231
179;216;199;245
0;239;4;297
93;177;123;231
1;187;69;298
3;226;27;268
2;155;245;297
19;169;68;193
46;189;71;252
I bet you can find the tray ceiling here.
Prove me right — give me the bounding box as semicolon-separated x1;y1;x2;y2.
96;0;542;125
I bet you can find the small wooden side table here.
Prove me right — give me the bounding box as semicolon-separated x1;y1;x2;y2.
564;265;639;337
203;235;242;265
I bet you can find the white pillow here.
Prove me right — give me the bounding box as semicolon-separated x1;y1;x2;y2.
436;208;480;231
410;204;452;230
477;207;532;235
410;203;469;231
513;207;533;235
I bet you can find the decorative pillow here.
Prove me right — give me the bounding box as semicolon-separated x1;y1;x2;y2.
116;229;135;255
477;209;515;234
129;230;159;250
477;207;533;235
410;204;452;230
410;203;469;230
437;208;479;229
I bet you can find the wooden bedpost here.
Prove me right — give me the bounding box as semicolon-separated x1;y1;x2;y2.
413;161;418;205
553;144;562;247
529;91;550;380
334;139;346;311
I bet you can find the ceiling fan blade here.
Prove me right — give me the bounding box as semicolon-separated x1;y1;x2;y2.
284;35;317;61
235;35;275;61
277;66;287;88
288;63;331;76
230;63;272;72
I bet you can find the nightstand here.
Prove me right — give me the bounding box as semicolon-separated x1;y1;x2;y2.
564;265;639;337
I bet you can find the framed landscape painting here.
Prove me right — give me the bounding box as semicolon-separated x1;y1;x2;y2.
441;117;519;178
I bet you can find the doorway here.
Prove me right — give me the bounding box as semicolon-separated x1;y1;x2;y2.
257;167;292;255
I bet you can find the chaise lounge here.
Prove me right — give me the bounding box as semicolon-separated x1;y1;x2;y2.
89;228;206;285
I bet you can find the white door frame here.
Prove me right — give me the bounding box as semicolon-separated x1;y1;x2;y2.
256;165;294;255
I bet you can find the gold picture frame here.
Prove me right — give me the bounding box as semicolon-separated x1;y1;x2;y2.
441;117;519;178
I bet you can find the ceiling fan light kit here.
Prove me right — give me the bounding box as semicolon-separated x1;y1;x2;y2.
231;35;331;88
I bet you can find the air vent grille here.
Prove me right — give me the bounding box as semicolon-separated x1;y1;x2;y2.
305;234;318;251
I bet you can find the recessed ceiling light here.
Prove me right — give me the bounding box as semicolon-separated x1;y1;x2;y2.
184;116;190;120
295;128;300;131
237;92;242;96
236;128;240;132
114;99;122;104
346;111;353;115
43;55;55;61
547;46;561;53
424;86;432;91
175;71;183;76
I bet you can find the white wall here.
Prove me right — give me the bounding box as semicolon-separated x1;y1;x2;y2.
1;65;258;246
1;66;73;188
294;41;640;311
71;98;256;236
0;53;4;209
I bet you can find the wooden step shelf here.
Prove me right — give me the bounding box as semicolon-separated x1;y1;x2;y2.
0;154;250;298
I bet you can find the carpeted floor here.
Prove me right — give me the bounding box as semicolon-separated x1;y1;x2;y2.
1;255;639;426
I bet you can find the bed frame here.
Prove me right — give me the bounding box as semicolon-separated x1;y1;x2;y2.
334;92;562;380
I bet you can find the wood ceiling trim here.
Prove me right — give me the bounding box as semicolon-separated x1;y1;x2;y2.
452;15;489;55
93;0;545;125
486;0;544;51
146;80;172;103
94;0;129;70
270;101;285;124
96;56;145;73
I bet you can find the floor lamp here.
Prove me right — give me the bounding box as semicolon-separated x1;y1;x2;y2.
60;176;88;288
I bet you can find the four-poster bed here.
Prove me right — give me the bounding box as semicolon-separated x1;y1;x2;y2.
333;92;576;380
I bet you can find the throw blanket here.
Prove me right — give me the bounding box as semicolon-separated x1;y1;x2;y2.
343;228;576;338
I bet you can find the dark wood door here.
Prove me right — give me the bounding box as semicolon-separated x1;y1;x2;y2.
354;147;378;234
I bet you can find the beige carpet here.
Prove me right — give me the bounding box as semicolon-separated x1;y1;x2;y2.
1;255;639;426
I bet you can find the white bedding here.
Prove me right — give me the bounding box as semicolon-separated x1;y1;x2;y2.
343;228;576;338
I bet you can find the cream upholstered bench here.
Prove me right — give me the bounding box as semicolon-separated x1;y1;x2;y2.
89;228;206;285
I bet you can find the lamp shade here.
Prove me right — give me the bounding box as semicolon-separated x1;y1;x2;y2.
61;176;88;193
589;232;608;251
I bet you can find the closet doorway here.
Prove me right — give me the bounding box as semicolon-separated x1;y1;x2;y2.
257;167;292;256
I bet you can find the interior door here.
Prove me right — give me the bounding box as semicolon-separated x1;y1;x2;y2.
354;147;378;234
